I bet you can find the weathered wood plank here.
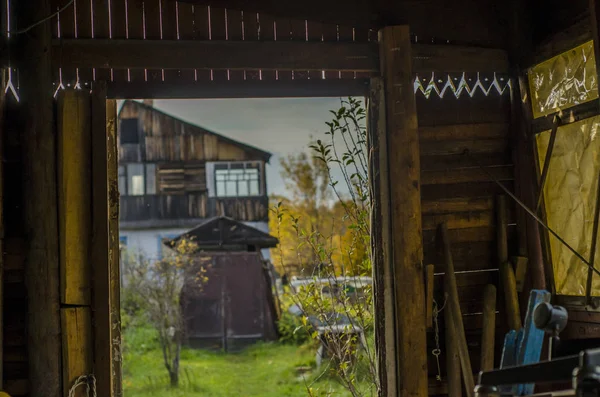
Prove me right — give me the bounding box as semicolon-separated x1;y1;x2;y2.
368;76;396;396
379;25;427;397
91;82;112;397
481;284;497;371
57;89;92;305
419;138;508;157
421;197;494;214
107;98;123;397
46;39;512;73
422;211;494;231
126;0;146;82
421;166;514;185
61;307;93;397
14;0;62;395
106;78;370;99
419;123;509;141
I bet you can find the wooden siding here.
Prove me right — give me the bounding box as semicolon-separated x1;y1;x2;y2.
120;194;269;224
416;89;515;386
118;101;268;163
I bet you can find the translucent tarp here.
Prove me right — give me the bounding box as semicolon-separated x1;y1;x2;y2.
528;40;598;119
537;115;600;295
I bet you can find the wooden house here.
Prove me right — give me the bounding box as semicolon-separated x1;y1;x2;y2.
117;100;272;260
3;0;600;396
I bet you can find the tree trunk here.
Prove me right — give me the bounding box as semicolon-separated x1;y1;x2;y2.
169;370;179;387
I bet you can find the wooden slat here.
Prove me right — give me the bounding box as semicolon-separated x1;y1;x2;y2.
422;211;494;231
421;197;494;214
92;0;112;80
177;1;198;81
322;22;339;79
419;138;508;156
162;0;180;81
243;11;261;80
111;0;128;82
126;0;146;81
417;93;512;126
57;0;77;86
420;153;511;172
52;39;379;71
194;5;212;81
91;82;112;397
275;18;293;80
107;98;123;397
419;123;509;141
423;225;517;244
107;78;369;98
61;307;93;397
421;181;516;201
210;7;229;81
258;13;276;80
413;45;509;73
291;18;309;80
338;24;355;79
306;19;324;80
421;166;514;185
75;0;93;84
57;89;92;305
144;0;164;82
227;9;245;81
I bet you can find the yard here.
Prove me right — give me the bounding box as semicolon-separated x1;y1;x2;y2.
122;324;375;397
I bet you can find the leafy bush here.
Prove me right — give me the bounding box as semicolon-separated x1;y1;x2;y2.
278;310;312;345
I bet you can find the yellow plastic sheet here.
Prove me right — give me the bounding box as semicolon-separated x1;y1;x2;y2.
529;40;598;119
537;115;600;296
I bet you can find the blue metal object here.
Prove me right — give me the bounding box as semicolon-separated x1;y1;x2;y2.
499;289;551;395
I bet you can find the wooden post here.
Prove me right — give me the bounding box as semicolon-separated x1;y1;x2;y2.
378;25;428;397
61;308;93;397
498;195;522;331
107;99;123;397
0;68;6;391
445;307;462;397
57;90;92;306
368;77;397;396
481;284;497;371
426;264;435;329
440;222;474;397
91;82;112;397
14;0;62;396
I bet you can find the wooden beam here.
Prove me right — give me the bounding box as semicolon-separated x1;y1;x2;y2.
445;308;462;397
379;25;427;397
14;0;62;396
368;76;397;397
61;307;93;397
107;79;370;99
57;90;92;306
44;39;510;74
481;284;497;371
52;39;379;72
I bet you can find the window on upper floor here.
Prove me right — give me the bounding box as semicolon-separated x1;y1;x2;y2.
214;162;262;197
119;163;157;196
120;118;140;144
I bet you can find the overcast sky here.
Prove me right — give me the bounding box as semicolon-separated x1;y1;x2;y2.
136;98;356;198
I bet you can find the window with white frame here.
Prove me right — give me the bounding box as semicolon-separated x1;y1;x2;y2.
214;162;261;197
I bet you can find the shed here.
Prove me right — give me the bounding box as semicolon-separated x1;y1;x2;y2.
167;217;280;351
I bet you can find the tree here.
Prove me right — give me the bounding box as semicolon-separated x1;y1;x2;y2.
121;239;206;387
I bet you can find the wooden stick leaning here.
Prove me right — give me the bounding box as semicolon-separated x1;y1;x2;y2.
440;222;474;397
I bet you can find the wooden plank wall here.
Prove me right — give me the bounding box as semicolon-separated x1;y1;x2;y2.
50;0;375;87
417;79;515;393
118;101;266;163
3;93;28;397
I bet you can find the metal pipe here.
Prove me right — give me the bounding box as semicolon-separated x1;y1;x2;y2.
465;150;600;278
535;114;560;212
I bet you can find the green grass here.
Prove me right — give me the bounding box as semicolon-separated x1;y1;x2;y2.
122;323;375;397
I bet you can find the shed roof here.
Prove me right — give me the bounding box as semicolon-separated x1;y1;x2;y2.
166;216;279;250
119;100;272;162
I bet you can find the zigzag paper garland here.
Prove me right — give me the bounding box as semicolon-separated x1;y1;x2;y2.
414;72;512;99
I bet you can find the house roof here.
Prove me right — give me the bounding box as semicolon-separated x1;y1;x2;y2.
119;100;272;162
165;216;279;251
